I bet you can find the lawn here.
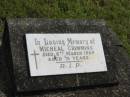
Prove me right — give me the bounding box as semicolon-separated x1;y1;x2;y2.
0;0;130;54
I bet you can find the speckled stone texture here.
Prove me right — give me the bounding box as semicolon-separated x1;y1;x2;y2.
1;19;129;97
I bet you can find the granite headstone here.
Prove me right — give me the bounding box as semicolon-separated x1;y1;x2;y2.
2;19;119;96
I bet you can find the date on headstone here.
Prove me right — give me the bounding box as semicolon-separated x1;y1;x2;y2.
26;33;107;76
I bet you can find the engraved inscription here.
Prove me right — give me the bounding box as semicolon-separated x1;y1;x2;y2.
26;33;107;76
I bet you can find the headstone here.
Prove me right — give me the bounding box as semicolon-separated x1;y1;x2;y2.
2;19;119;96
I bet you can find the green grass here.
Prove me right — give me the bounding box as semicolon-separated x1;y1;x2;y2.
0;0;130;54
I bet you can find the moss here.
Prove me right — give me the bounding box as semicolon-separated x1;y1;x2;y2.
0;0;130;54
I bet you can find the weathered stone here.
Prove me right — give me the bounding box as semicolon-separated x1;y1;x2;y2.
2;19;129;97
